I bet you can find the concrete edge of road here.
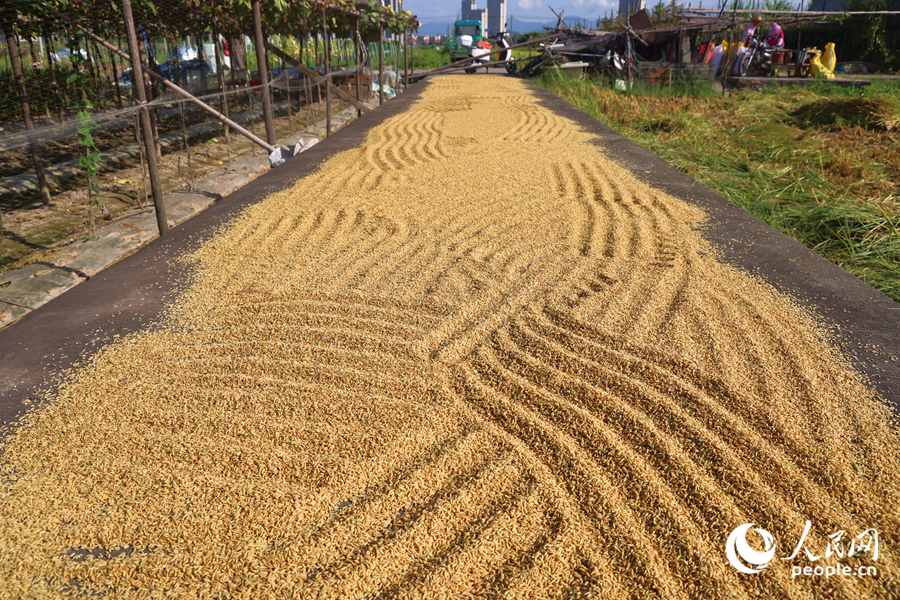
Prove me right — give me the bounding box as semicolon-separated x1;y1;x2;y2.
525;81;900;414
0;84;431;435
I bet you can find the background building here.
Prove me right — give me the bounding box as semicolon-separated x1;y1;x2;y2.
461;1;488;34
487;0;507;35
618;0;646;18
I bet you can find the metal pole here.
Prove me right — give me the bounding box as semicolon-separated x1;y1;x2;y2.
323;10;331;136
378;26;384;105
122;0;168;235
252;0;276;145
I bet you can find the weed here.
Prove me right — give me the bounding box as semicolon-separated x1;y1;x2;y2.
536;74;900;303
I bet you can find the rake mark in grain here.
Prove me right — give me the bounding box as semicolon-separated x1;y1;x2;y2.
0;75;897;600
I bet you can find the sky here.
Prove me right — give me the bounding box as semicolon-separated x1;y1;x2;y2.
401;0;808;26
401;0;621;26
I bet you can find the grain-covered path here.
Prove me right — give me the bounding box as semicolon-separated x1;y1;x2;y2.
1;75;899;599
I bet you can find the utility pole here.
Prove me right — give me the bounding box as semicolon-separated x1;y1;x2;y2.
121;0;168;235
252;0;276;145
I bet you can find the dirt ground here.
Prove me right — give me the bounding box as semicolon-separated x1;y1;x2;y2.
0;75;898;599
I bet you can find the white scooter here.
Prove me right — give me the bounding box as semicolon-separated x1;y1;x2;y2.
457;35;494;74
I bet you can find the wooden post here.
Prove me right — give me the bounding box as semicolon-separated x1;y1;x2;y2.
314;32;320;68
92;39;114;108
323;11;331;136
378;26;384;105
122;0;168;234
88;39;104;108
0;3;52;206
43;26;64;119
211;8;232;165
110;39;123;109
282;54;293;135
395;38;401;83
252;0;276;145
404;27;409;90
137;33;161;158
196;34;208;92
354;19;361;117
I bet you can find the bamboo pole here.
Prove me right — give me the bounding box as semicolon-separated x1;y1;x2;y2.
122;0;168;235
110;39;123;109
178;101;195;190
378;26;384;105
283;54;293;136
211;7;233;165
43;26;63;119
88;39;104;108
252;0;276;145
354;19;361;117
132;113;149;208
196;34;208;92
323;11;331;136
139;30;161;158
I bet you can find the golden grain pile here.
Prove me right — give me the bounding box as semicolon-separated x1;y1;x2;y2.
1;75;898;599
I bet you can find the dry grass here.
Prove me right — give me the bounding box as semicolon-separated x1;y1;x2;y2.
1;75;898;599
537;76;900;302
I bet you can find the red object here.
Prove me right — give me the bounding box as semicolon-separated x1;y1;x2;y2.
476;41;492;49
223;40;231;57
765;24;785;49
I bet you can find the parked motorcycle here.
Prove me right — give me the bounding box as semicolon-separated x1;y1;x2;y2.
738;33;775;77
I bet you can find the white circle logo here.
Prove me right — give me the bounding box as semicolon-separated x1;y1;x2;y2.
726;523;776;574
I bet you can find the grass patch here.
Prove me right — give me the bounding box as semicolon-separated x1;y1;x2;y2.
535;72;900;303
791;97;900;131
411;46;450;69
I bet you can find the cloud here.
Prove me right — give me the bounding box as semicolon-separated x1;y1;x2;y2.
573;0;617;9
517;0;543;10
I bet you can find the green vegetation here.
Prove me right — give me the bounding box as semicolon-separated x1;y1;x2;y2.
412;46;449;69
536;72;900;302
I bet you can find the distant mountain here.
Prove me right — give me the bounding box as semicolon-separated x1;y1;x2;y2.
415;15;594;37
416;22;453;37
